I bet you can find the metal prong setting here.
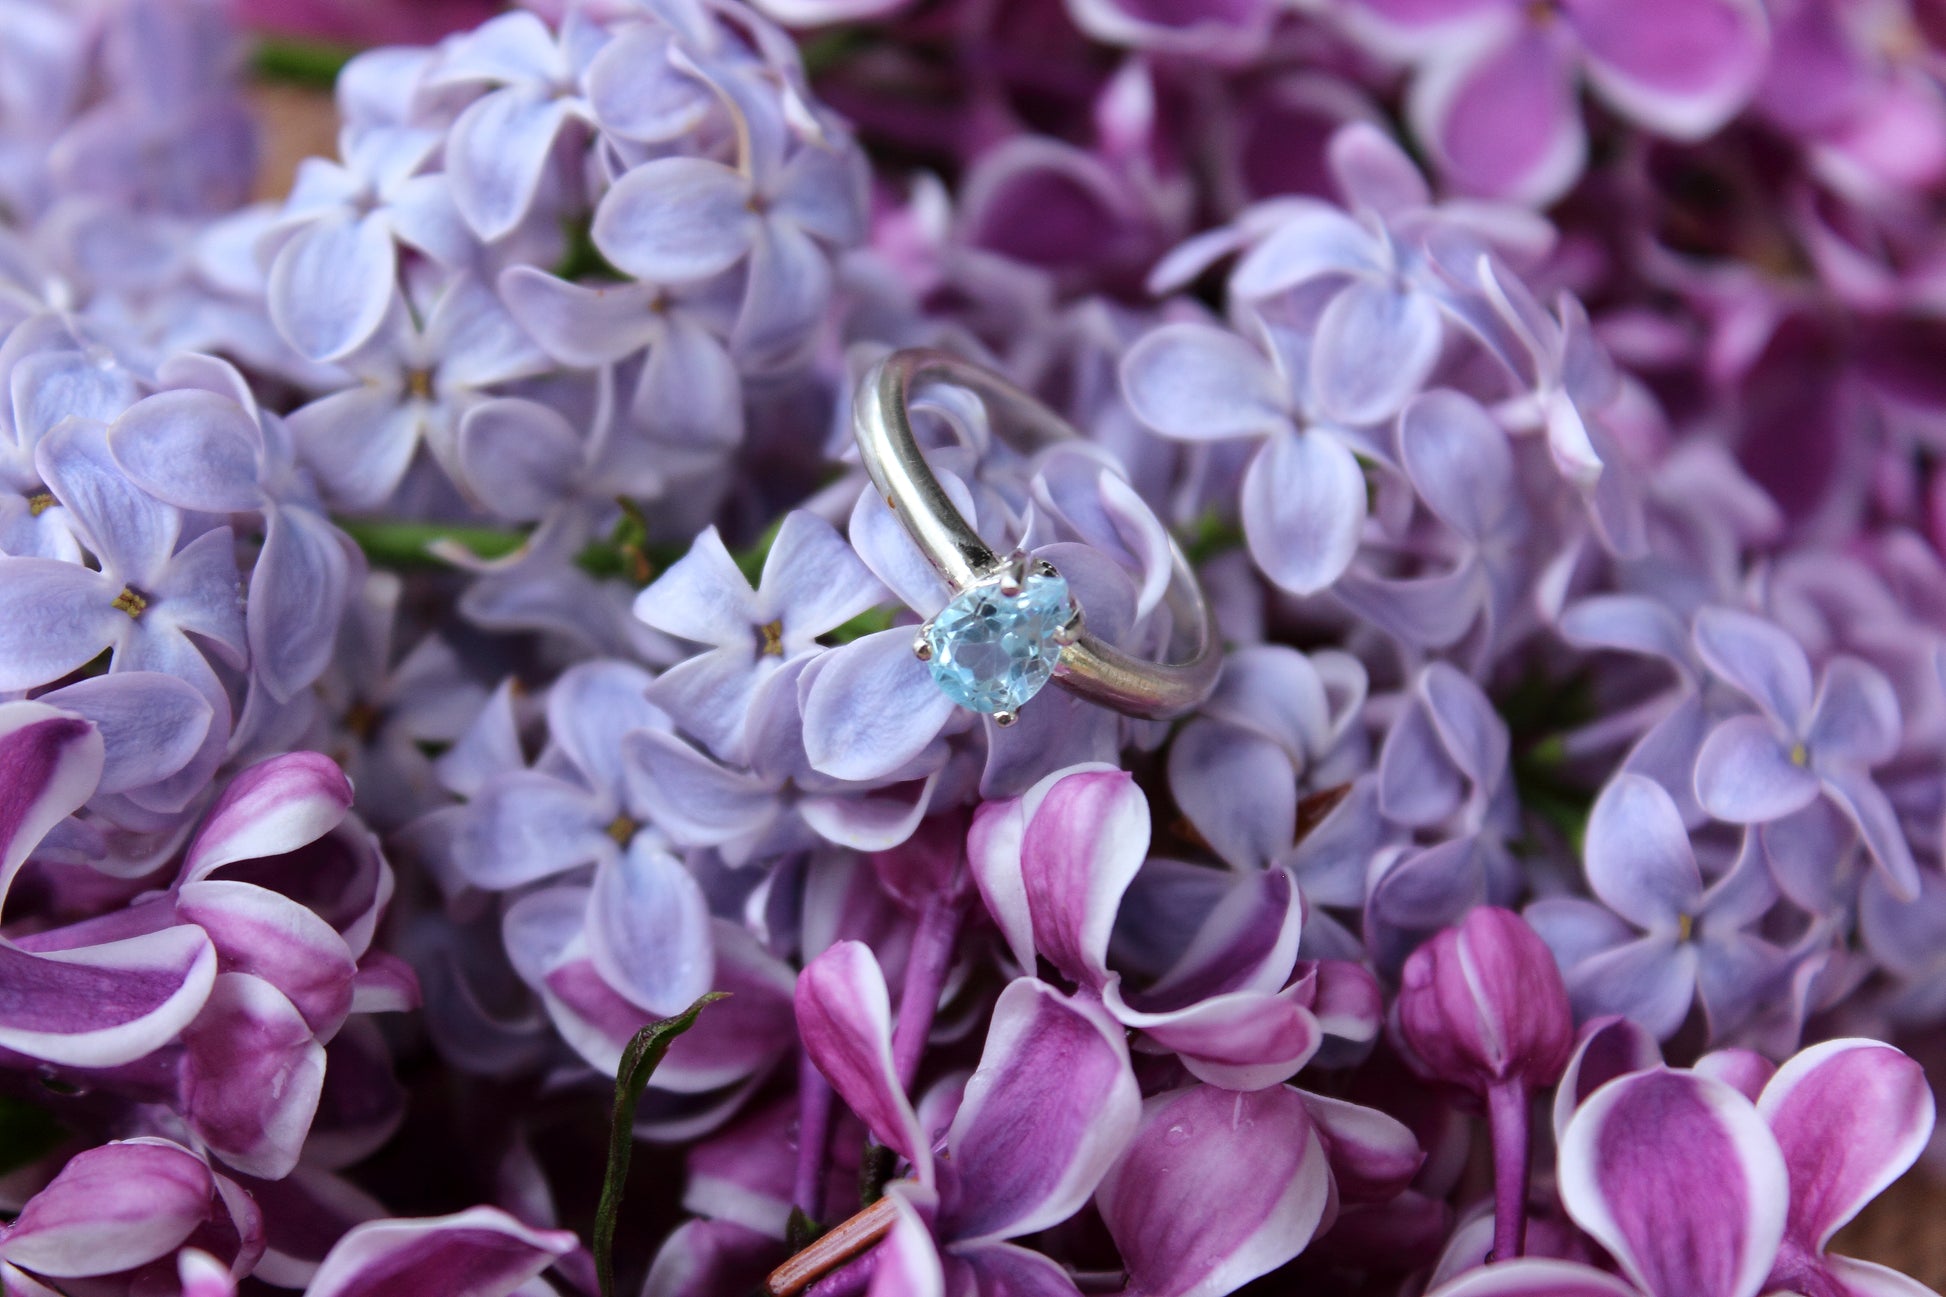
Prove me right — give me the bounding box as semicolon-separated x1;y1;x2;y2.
1032;558;1058;578
995;550;1031;597
913;630;933;661
993;709;1018;727
1051;606;1084;647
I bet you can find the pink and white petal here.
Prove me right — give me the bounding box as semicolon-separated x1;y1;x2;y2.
1310;280;1444;426
0;925;216;1067
1551;1017;1664;1148
1106;982;1320;1091
0;1141;213;1278
1019;768;1149;988
867;1186;945;1297
268;215;398;363
1584;774;1703;930
497;267;661;367
1240;429;1366;596
943;980;1138;1243
800;630;957;782
1298;1090;1423;1203
446;90;572;243
586;840;713;1018
108;389;264;514
184;752;354;881
795;941;930;1180
1692;609;1815;729
1559;1068;1787;1297
1408;23;1587;205
1693;1049;1776;1103
957;1242;1085;1297
1823;1256;1945;1297
180;973;327;1180
1426;1258;1644;1297
1098;1084;1331;1297
1819;766;1921;903
1757;1039;1933;1251
1694;716;1821;825
1119;322;1290;443
966;795;1036;973
179;1248;237;1297
0;704;102;905
1567;0;1767;140
592;157;758;283
176;879;357;1035
303;1206;576;1297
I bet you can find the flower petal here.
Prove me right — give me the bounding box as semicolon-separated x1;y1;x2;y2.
1310;280;1444;426
0;925;217;1067
1805;656;1901;768
1240;429;1366;596
1558;1068;1787;1297
304;1206;577;1297
251;506;357;702
0;1141;213;1278
1692;608;1814;729
0;704;102;907
1017;767;1149;988
109;389;264;514
1566;0;1767;140
942;980;1139;1243
592;156;758;283
179;973;327;1179
1399;389;1518;542
1757;1039;1933;1251
445;89;572;242
268;215;397;363
1818;765;1920;903
1098;1084;1331;1297
800;629;957;782
586;840;713;1018
1694;716;1820;824
184;752;354;881
1120;322;1289;443
794;941;929;1180
1584;774;1703;930
1408;22;1586;205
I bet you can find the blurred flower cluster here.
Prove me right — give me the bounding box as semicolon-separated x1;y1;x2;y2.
5;0;1946;1294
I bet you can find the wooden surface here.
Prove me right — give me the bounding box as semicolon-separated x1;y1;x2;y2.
241;76;1946;1291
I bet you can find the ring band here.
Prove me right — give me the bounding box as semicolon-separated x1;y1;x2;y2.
852;348;1222;723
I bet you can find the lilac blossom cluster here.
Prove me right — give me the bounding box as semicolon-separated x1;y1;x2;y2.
4;0;1946;1295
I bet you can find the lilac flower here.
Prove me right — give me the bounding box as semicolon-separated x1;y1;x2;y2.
1120;319;1367;595
1527;774;1788;1042
634;511;885;762
1397;906;1572;1097
285;273;552;509
1691;606;1919;899
266;126;471;362
425;9;606;242
302;1207;577;1297
797;954;1140;1289
1346;0;1770;204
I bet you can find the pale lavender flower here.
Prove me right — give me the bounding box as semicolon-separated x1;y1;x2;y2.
1691;606;1919;900
1528;774;1787;1042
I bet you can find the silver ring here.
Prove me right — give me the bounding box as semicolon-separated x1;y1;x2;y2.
852;348;1222;725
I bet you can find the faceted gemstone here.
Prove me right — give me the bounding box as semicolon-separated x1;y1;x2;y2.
922;569;1074;714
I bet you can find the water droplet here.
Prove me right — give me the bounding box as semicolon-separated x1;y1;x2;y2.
1164;1122;1192;1145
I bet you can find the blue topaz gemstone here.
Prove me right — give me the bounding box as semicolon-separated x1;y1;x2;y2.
921;568;1074;714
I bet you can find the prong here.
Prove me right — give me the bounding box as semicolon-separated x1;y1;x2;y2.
913;632;933;661
1032;558;1058;579
993;709;1018;727
996;550;1030;596
1051;607;1084;646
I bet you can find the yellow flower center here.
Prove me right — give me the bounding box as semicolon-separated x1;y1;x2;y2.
406;368;435;401
112;586;148;618
26;491;55;517
758;619;785;657
606;815;638;846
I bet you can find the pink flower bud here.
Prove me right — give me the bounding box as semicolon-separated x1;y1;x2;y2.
1396;907;1573;1096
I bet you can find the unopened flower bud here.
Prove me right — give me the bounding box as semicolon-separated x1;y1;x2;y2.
1396;907;1573;1097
